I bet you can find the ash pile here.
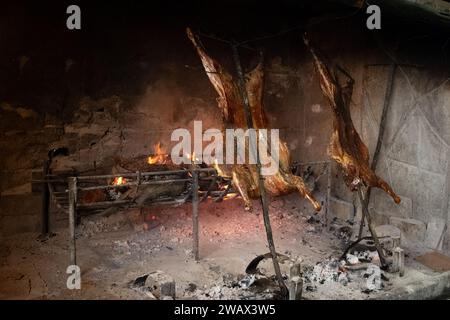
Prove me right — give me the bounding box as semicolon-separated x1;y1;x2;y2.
303;228;404;297
303;253;388;295
129;270;282;300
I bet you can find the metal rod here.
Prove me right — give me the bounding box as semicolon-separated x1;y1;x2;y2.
201;175;217;202
339;235;389;261
76;200;131;209
78;179;191;191
213;180;233;202
52;191;68;195
32;179;67;183
76;173;139;180
147;198;188;206
136;170;141;191
41;162;50;235
68;177;77;266
231;44;287;297
140;168;215;175
75;168;216;181
358;64;397;239
76;172;217;192
78;195;198;209
326;162;332;228
358;188;387;268
192;169;199;261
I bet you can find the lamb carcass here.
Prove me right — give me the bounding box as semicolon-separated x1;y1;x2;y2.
304;36;400;204
187;28;321;211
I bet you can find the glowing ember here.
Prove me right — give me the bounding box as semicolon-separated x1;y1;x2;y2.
112;176;126;185
223;193;238;200
148;142;168;165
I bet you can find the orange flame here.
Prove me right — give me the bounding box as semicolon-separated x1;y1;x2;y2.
148;142;168;165
112;176;126;185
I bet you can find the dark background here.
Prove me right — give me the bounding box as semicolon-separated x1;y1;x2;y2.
0;1;449;119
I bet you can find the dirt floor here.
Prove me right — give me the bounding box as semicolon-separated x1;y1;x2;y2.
0;194;447;300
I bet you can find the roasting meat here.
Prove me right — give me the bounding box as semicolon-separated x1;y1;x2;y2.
304;36;401;204
187;28;321;211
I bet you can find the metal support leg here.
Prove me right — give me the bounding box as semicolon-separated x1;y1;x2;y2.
326;162;331;229
288;259;303;300
192;170;199;261
393;247;405;276
358;188;387;268
41;161;50;235
68;177;77;266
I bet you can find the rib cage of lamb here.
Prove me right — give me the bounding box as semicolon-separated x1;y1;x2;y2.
187;28;321;212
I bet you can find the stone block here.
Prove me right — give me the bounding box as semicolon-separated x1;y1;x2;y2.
375;224;402;239
1;183;31;196
369;209;391;226
0;169;32;194
370;189;412;219
389;217;426;244
414;171;446;210
329;197;354;221
378;159;417;199
418;120;448;175
424;217;446;250
384;84;416;145
330;162;354;202
375;224;403;249
0;194;41;216
389;118;419;166
0;213;40;235
414;206;443;226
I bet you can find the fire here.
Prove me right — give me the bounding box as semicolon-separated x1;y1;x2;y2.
147;142;168;165
112;176;126;185
185;151;200;164
212;158;225;177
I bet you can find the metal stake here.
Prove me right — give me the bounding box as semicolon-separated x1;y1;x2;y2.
41;161;50;235
358;188;387;268
68;177;77;266
192;170;199;261
231;44;288;297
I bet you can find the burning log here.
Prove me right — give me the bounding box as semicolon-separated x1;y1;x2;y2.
303;35;401;205
111;167;187;207
112;143;189;206
147;142;170;165
186;28;321;212
116;143;180;172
